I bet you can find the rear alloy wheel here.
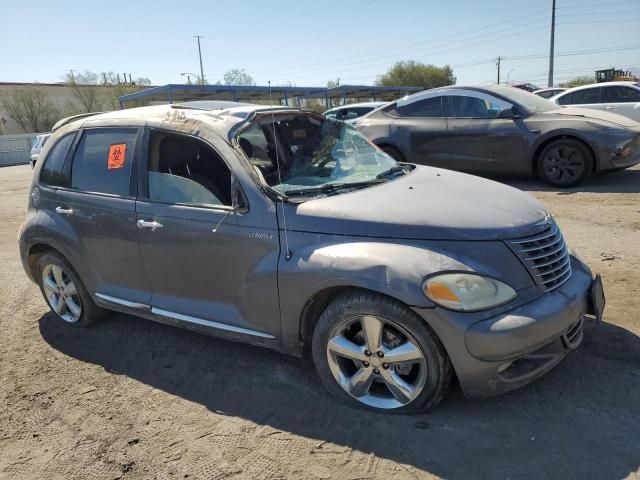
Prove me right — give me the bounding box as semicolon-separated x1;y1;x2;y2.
41;264;82;323
312;291;452;413
538;139;593;188
37;252;105;327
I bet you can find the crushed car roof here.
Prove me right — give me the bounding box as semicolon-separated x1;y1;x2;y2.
52;101;303;138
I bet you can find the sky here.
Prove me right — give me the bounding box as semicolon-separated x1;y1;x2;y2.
2;0;639;88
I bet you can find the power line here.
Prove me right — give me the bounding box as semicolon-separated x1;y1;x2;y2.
251;9;551;76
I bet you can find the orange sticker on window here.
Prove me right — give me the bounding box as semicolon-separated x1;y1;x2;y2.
108;143;127;169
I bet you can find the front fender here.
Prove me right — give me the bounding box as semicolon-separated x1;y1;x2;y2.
529;127;600;169
278;232;533;355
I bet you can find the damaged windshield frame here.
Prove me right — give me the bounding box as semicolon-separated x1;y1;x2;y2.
234;111;410;202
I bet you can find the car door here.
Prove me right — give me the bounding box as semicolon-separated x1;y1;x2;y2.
387;95;449;167
54;126;152;305
557;87;603;111
135;129;281;339
442;90;529;174
602;85;640;122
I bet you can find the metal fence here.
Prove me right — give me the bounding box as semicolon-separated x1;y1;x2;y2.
0;133;38;166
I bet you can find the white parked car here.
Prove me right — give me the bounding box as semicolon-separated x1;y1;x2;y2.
323;102;387;125
533;87;566;99
30;133;52;168
550;82;640;122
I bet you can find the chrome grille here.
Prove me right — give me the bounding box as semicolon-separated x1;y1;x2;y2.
507;222;572;292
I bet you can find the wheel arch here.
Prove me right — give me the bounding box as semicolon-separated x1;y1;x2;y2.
532;134;598;175
27;243;57;281
375;142;405;162
298;285;433;358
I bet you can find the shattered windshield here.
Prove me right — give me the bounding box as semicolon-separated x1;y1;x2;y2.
237;114;405;199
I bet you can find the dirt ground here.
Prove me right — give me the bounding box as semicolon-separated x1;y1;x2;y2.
1;164;639;480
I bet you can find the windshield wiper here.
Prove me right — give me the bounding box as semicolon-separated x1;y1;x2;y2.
283;179;385;198
375;164;409;179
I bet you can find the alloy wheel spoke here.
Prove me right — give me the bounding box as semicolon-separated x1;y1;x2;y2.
52;265;65;288
380;369;415;404
43;276;57;292
328;335;367;362
65;297;81;318
63;282;77;296
348;368;375;397
384;341;423;365
53;295;65;314
361;315;383;352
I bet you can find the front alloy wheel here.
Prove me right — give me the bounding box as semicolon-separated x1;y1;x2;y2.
312;291;452;413
327;315;427;409
538;139;593;187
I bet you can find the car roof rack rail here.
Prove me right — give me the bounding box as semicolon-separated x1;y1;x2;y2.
51;112;106;132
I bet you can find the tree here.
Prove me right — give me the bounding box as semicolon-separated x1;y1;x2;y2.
63;71;153;112
376;61;456;89
0;85;59;132
64;70;102;112
223;69;255;86
560;76;593;88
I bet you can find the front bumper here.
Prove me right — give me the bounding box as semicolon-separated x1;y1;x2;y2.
414;256;596;397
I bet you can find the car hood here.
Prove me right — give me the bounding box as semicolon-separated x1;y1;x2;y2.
547;106;639;127
284;166;549;241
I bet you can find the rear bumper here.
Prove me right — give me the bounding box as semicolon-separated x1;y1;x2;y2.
414;255;595;397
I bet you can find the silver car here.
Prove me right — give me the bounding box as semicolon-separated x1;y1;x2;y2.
323;102;386;126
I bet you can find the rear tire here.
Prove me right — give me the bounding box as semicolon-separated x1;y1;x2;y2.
537;139;593;188
311;290;452;414
36;252;105;327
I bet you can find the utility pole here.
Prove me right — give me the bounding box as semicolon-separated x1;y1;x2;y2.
548;0;556;87
68;69;76;83
496;56;501;84
194;35;205;85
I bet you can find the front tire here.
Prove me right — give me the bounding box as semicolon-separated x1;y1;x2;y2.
36;252;105;327
311;291;452;414
537;139;593;188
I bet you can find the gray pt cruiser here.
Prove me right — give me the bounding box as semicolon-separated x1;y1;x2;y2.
19;102;605;413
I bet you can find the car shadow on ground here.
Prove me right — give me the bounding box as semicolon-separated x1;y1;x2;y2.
486;167;640;194
39;314;640;479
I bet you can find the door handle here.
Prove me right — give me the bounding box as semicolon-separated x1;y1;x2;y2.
55;206;74;215
604;106;617;110
137;219;163;230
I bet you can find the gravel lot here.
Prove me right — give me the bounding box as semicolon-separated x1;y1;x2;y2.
1;164;639;480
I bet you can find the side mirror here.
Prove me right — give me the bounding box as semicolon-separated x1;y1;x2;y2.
497;107;521;119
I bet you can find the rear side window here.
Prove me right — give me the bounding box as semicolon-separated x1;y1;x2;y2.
393;96;444;117
567;88;601;105
40;133;75;187
603;86;640;103
557;93;572;105
71;128;138;196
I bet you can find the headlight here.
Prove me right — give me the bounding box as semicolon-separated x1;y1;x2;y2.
423;273;516;312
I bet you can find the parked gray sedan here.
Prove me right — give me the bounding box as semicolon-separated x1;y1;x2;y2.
19;102;604;413
357;85;640;187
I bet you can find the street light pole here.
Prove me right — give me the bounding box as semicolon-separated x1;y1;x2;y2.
194;35;205;85
181;73;201;84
